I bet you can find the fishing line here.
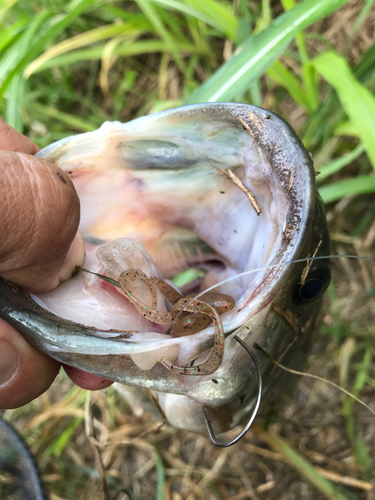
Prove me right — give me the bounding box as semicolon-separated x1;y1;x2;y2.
255;344;375;417
171;254;375;326
196;253;373;421
73;256;375;421
77;254;374;327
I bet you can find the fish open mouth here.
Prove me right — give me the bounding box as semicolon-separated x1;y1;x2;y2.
32;103;313;374
0;103;330;432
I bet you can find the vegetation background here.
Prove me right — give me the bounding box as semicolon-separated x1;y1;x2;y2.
0;0;374;499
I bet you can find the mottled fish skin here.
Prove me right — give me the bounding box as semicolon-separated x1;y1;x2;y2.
0;104;330;434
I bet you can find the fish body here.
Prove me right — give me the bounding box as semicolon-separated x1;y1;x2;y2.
0;104;330;434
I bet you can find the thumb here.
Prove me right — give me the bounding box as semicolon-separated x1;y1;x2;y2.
0;149;84;292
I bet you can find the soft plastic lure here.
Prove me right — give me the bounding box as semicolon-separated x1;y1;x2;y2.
118;268;235;375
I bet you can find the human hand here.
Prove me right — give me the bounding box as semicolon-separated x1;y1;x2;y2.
0;119;87;408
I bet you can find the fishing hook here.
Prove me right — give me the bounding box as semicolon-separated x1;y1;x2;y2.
203;335;262;447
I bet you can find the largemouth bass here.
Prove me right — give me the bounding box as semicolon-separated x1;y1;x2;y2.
0;103;330;435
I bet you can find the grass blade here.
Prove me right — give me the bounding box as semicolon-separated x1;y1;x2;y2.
185;0;349;104
303;42;375;150
24;23;141;78
255;0;272;32
262;431;351;500
318;175;375;203
235;0;252;45
29;102;98;133
312;51;375;170
0;18;28;53
334;121;359;137
150;0;234;37
281;0;319;112
350;0;375;37
0;0;17;18
182;0;236;39
134;0;185;71
152;447;166;500
45;418;83;457
316;144;365;182
342;349;373;475
5;72;25;131
236;0;261;105
354;44;375;81
0;11;50;85
267;60;310;110
28;41;202;73
0;0;100;96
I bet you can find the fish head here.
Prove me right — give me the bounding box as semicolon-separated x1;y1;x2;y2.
0;104;330;434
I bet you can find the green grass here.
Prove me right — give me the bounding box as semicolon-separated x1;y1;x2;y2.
1;1;375;499
1;0;374;200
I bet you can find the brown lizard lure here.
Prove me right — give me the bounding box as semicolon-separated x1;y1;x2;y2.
118;269;235;375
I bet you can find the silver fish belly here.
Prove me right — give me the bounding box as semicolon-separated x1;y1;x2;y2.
0;103;330;435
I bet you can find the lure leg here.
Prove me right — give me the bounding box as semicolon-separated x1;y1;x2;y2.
148;275;182;305
160;298;225;375
119;269;227;375
118;269;174;324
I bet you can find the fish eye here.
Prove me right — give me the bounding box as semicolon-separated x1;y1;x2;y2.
299;278;325;300
292;265;331;305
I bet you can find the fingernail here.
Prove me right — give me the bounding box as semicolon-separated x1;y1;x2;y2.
59;231;85;283
0;340;19;387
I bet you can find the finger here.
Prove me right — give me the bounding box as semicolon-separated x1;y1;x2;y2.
63;365;113;390
0;151;84;292
0;319;60;409
0;118;40;155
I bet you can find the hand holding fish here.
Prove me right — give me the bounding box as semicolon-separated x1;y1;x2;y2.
0;119;85;409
